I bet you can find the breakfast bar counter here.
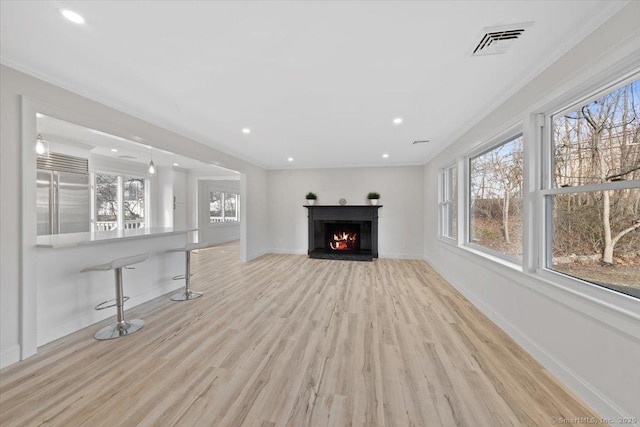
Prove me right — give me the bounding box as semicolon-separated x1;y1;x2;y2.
36;227;197;248
35;228;202;347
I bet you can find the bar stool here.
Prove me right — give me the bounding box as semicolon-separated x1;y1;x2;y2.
166;242;210;301
81;253;149;340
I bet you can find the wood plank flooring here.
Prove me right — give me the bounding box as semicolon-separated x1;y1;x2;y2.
0;241;597;426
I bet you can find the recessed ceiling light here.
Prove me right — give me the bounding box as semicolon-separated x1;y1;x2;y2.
393;117;403;125
36;113;44;119
382;153;389;158
110;148;118;152
173;163;179;166
287;157;294;162
60;9;85;24
242;128;251;134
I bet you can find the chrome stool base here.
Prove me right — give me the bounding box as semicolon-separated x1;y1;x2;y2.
171;290;203;301
167;244;208;302
81;253;150;342
95;318;144;340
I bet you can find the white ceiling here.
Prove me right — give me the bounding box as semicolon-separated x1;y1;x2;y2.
0;1;627;169
37;113;240;175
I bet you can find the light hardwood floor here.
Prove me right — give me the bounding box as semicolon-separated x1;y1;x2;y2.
0;242;597;426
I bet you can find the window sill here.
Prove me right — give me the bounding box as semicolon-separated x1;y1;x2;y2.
535;268;640;320
461;243;523;273
437;236;458;247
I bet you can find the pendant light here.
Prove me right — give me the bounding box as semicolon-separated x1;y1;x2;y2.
148;148;156;175
35;134;49;157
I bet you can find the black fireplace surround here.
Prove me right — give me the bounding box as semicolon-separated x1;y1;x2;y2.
304;205;381;261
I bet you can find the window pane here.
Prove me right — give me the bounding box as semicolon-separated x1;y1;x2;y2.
209;191;223;222
224;193;237;221
95;173;118;229
442;166;457;239
124;177;145;228
553;79;640;187
449;202;457;239
470;136;524;259
548;189;640;299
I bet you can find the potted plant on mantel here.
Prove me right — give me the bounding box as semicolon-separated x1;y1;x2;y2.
305;192;317;205
367;192;380;205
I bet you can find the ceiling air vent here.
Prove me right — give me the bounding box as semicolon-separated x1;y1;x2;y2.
471;22;533;56
117;155;137;160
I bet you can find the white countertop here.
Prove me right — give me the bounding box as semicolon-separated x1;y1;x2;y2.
36;227;197;248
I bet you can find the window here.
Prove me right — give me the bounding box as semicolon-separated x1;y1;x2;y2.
210;192;239;223
95;173;147;231
124;176;145;226
95;174;119;230
469;134;524;261
544;78;640;298
440;165;457;240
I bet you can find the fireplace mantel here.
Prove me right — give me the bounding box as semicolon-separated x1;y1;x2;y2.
304;205;381;261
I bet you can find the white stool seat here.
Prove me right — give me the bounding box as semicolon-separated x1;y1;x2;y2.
82;253;149;340
81;253;149;272
166;242;213;301
166;241;211;254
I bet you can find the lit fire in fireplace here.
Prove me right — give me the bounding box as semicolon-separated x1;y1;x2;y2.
329;231;358;251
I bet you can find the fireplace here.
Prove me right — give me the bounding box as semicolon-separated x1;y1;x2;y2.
305;205;381;261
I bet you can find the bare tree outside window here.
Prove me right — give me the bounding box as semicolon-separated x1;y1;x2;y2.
95;174;118;229
224;193;237;220
95;173;146;231
124;177;145;227
210;192;239;222
549;79;639;297
470;135;524;259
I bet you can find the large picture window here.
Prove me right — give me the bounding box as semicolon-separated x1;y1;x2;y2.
469;134;524;261
545;78;640;298
95;173;146;231
439;165;457;240
210;192;239;223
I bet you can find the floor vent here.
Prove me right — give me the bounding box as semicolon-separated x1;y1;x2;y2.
472;22;533;56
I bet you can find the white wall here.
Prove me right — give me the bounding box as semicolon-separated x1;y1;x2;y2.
423;2;640;421
90;154;149;177
0;68;21;367
0;65;269;368
173;169;187;229
268;166;424;258
152;166;175;228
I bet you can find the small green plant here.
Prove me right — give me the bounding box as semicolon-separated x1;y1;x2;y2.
305;192;317;200
367;192;380;199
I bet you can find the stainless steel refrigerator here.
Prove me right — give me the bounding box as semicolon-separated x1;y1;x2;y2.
37;152;90;235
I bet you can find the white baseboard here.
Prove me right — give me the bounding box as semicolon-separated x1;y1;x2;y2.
208;236;241;245
422;255;632;422
267;248;422;259
0;344;21;369
37;281;183;347
247;249;271;261
379;252;423;260
268;248;307;255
